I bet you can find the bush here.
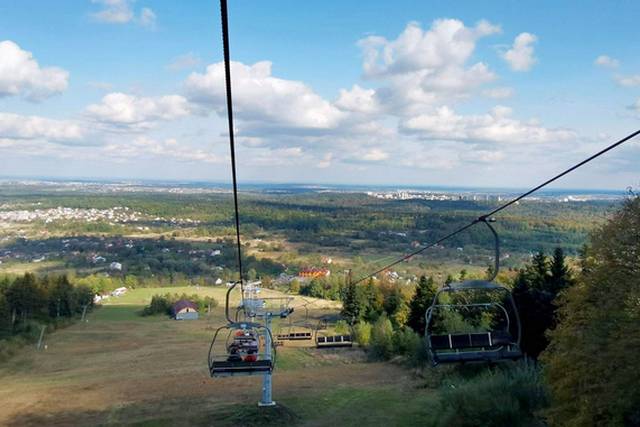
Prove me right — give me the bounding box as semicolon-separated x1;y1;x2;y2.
142;294;172;316
433;362;548;427
392;327;421;356
334;319;350;334
370;314;394;360
353;322;372;346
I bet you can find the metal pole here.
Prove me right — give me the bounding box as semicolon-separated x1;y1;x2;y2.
36;325;46;350
259;314;276;407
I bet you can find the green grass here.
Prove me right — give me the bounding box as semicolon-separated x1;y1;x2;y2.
286;385;439;426
102;286;234;306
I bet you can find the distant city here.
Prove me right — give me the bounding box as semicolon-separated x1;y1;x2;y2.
0;178;628;203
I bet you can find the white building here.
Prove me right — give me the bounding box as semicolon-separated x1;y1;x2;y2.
111;287;127;297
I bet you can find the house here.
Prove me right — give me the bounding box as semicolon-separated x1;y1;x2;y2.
172;300;199;320
111;287;127;297
298;267;331;279
110;262;122;271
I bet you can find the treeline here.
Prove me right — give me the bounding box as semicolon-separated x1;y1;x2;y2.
0;274;93;358
542;196;640;426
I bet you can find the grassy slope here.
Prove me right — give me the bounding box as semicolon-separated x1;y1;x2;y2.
0;287;441;426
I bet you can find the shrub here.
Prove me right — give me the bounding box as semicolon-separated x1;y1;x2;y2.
370;314;394;360
334;319;350;335
142;294;172;316
288;279;300;294
353;322;372;347
433;362;548;427
392;327;421;356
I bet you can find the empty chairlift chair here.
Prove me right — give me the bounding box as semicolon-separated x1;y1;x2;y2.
315;317;353;348
208;323;275;377
276;306;314;342
425;280;522;365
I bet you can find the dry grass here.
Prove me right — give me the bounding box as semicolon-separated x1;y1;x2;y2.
0;290;433;426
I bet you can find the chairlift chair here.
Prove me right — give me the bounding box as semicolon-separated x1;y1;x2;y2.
314;316;353;348
424;218;522;365
277;303;313;342
208;322;275;377
425;280;522;365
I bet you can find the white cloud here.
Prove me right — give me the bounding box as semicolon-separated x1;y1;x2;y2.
317;153;333;168
401;105;576;144
104;136;222;163
594;55;619;69
91;0;134;23
359;19;500;78
185;61;344;132
0;113;83;142
335;85;380;114
139;7;156;28
482;87;514;99
357;20;500;113
501;33;537;71
91;1;157;28
615;74;640;87
0;40;69;101
362;148;389;162
85;92;191;131
460;149;505;163
166;52;201;71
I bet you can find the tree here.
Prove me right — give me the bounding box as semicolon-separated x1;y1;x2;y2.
370;314;394;360
48;275;75;318
289;279;300;294
340;280;361;324
361;279;384;322
0;292;11;339
542;196;640;426
407;275;436;336
512;248;572;359
5;273;45;325
549;247;573;293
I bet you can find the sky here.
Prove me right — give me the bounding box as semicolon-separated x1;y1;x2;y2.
0;0;639;189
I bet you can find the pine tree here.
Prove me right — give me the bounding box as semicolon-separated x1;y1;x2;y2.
407;275;436;336
549;247;572;294
513;248;571;359
340;280;360;324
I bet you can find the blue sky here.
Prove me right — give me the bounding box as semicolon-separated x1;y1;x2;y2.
0;0;639;189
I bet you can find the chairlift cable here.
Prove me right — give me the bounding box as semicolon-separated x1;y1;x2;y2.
352;128;640;286
220;0;245;322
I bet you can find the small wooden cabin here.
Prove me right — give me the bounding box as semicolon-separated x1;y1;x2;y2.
172;300;199;320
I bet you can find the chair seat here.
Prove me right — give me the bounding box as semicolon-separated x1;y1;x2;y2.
433;347;523;364
430;331;516;350
210;359;272;377
316;335;352;348
277;332;313;341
